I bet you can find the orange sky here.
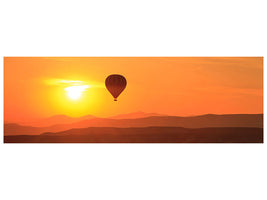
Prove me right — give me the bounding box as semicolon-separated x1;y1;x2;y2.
4;57;263;122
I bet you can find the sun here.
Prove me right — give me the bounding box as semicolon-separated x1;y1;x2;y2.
65;85;89;100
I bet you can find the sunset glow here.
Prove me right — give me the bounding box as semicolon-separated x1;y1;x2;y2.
4;57;263;123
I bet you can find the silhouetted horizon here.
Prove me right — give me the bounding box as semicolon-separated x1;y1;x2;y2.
4;112;264;126
4;113;263;138
4;126;263;143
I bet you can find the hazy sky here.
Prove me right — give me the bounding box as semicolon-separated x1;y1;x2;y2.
4;57;263;122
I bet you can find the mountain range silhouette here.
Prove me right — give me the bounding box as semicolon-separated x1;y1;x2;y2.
4;113;263;143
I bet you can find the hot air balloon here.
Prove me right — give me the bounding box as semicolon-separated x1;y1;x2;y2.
105;74;127;101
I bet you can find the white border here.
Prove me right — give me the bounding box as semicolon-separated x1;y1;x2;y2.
0;0;266;200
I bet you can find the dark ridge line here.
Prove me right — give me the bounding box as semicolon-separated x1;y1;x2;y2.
4;126;263;137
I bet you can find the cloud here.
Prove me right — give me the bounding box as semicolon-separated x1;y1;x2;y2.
44;78;105;88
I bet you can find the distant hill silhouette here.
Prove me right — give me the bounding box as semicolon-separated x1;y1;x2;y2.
12;112;163;126
19;114;95;127
71;114;263;129
4;123;48;135
4;114;263;136
4;127;263;143
110;112;166;119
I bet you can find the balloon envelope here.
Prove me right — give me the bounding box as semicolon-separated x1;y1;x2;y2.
105;74;127;101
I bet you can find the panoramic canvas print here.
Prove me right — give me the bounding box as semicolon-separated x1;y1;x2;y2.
4;57;263;143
